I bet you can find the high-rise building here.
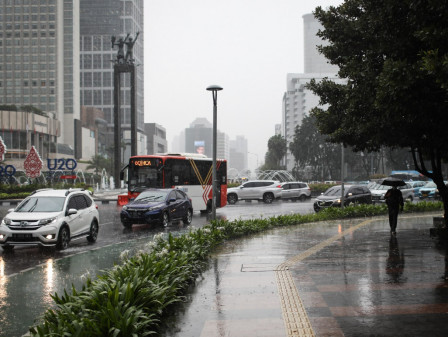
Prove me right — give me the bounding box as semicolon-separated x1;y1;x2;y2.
79;0;144;159
0;0;80;152
229;135;248;171
184;117;229;160
282;13;343;171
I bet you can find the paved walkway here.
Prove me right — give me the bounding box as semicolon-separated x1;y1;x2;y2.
162;213;448;337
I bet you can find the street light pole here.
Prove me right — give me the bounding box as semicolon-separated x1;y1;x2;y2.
206;85;223;221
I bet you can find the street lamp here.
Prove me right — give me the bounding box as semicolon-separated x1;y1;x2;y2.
206;85;223;220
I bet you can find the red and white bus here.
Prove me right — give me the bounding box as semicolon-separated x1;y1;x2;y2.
118;153;227;212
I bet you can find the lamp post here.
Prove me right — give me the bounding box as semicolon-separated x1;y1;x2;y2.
206;85;223;220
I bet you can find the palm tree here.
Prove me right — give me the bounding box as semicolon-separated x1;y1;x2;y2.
86;155;106;175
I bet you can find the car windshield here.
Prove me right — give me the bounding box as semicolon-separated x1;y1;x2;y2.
369;183;391;190
134;190;168;202
423;182;437;188
16;197;65;212
324;186;343;196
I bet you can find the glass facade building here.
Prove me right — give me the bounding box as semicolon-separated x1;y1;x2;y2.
0;0;80;149
79;0;144;144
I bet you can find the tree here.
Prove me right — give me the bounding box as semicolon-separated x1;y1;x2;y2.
86;155;108;175
289;115;341;180
308;0;448;223
261;135;287;170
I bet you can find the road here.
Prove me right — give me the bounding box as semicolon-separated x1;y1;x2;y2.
0;199;314;337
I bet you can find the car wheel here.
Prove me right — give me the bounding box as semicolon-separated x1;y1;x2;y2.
56;226;70;250
1;245;14;251
299;195;306;202
161;211;169;227
227;194;238;205
87;220;98;243
183;209;193;225
263;193;274;204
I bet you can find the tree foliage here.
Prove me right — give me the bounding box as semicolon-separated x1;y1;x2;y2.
308;0;448;222
262;135;287;170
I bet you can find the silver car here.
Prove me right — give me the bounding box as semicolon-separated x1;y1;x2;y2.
226;180;282;204
280;182;311;201
369;182;414;203
0;188;100;251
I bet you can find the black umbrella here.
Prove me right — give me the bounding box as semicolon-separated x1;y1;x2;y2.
380;177;406;187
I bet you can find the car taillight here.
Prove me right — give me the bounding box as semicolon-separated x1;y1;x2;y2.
276;185;282;188
95;204;98;209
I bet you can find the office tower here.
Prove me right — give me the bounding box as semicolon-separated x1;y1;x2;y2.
79;0;144;158
0;0;80;154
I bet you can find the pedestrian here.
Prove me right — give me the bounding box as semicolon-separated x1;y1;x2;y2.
384;186;404;235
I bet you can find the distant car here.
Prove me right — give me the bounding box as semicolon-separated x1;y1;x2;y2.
280;182;311;201
226;180;282;204
313;185;372;212
0;188;99;251
369;182;414;203
407;181;427;196
120;188;193;228
418;181;437;199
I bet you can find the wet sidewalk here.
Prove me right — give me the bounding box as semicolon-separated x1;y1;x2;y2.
162;213;448;337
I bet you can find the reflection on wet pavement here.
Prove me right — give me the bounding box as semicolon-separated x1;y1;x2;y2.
160;214;448;337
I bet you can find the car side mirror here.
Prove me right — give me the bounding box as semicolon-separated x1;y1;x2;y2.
7;208;14;213
67;208;77;216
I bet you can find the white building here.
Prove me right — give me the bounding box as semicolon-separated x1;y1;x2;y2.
282;13;343;171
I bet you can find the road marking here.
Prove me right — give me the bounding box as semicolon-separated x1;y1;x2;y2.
275;218;375;337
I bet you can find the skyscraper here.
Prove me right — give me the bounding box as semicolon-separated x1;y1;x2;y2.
0;0;80;150
282;13;343;171
79;0;144;158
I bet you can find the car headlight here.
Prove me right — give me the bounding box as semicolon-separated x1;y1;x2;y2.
122;205;128;211
334;199;341;204
1;218;11;226
147;205;163;212
38;217;57;226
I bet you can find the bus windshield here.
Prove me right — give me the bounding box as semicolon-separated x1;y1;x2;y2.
128;158;163;191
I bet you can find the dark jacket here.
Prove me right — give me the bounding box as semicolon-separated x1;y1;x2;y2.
385;188;404;209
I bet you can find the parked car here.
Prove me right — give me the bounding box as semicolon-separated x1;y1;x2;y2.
418;181;438;199
369;182;414;203
0;188;99;251
120;188;193;228
226;180;282;204
313;184;372;212
280;182;311;201
407;181;427;196
434;182;448;200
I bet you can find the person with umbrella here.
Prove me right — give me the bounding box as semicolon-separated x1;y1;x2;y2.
383;178;405;235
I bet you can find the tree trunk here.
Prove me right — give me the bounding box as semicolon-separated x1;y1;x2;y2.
412;147;448;227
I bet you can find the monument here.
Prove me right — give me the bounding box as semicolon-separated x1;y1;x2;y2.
111;32;140;185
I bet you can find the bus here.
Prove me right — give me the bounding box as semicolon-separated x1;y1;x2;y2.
118;153;227;212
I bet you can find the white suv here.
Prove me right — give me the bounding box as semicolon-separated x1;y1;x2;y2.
0;188;99;251
226;180;282;204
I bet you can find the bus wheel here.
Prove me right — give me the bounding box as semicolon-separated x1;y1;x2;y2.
227;194;238;205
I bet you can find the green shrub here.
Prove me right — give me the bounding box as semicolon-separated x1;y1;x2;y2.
29;201;443;336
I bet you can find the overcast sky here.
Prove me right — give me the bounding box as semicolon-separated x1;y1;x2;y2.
144;0;343;172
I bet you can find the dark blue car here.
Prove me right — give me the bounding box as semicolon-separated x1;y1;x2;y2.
120;188;193;228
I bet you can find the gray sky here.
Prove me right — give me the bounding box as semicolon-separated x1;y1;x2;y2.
144;0;343;172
